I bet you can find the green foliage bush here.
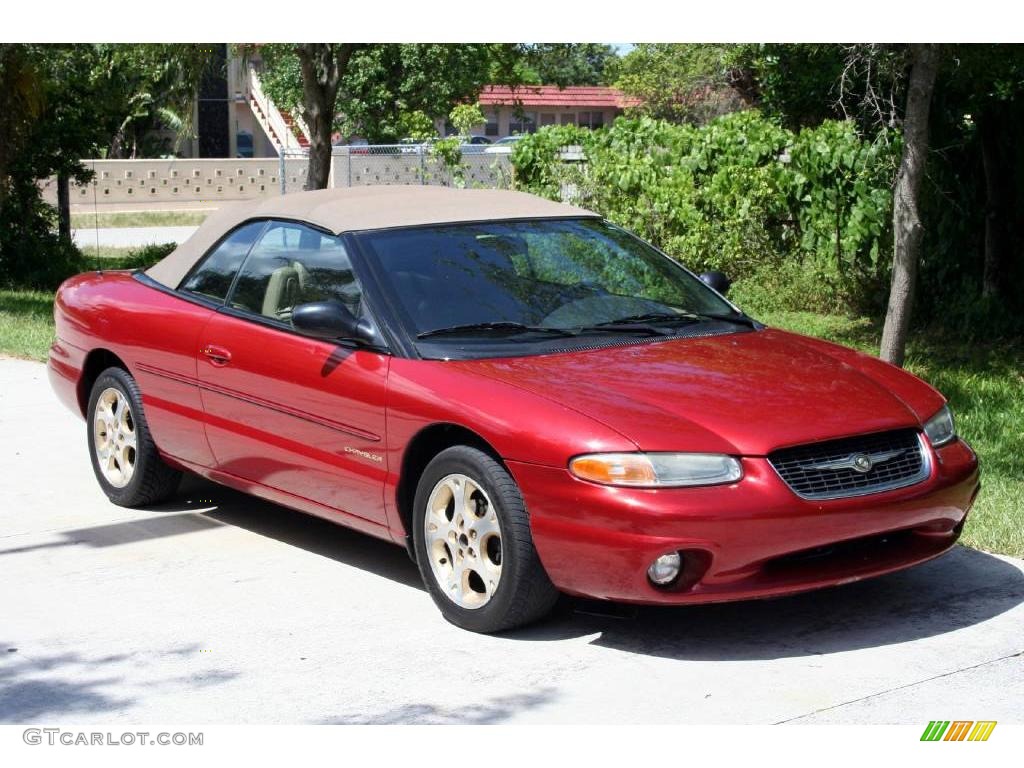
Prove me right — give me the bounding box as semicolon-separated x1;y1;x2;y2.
103;242;177;271
0;187;85;289
511;112;900;315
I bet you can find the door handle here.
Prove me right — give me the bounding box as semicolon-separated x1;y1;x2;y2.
201;344;232;367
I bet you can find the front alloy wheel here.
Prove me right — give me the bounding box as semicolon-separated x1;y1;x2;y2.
413;445;559;633
424;473;504;609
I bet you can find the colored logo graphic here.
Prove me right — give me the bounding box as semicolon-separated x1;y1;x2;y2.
921;721;997;741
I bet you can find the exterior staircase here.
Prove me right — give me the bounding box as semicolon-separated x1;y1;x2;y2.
246;66;310;154
280;110;310;149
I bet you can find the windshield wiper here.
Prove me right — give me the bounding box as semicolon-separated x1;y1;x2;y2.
595;311;700;326
416;321;578;340
598;310;758;329
570;311;698;336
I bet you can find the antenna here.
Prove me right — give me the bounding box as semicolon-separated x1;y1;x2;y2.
91;159;100;271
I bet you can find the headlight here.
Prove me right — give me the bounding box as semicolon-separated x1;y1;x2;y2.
569;452;742;488
923;404;956;447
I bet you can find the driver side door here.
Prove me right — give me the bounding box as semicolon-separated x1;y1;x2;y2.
196;220;391;529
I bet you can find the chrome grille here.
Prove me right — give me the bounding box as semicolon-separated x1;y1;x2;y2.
768;429;928;500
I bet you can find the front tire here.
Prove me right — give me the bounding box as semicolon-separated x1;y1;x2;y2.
413;446;559;633
86;366;181;507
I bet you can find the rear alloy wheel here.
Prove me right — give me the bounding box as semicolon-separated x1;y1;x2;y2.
87;367;181;507
413;446;559;633
93;387;137;488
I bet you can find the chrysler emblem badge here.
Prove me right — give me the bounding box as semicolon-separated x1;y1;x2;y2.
851;453;874;473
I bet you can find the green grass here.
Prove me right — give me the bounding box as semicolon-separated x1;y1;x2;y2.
0;289;55;362
71;210;209;228
1;289;1019;557
758;309;1024;558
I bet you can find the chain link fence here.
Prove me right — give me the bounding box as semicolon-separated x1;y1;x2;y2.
278;145;513;194
277;148;313;195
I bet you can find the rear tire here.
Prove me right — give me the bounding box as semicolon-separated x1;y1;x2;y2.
86;366;181;507
413;445;559;633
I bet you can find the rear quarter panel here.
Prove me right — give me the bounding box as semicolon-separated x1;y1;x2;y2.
52;271;216;467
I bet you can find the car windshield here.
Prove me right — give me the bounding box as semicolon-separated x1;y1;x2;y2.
358;218;742;354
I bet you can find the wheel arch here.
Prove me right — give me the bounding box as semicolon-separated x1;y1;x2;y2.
395;422;505;562
78;348;129;416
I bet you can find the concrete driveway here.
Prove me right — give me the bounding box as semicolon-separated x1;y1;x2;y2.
1;356;1022;724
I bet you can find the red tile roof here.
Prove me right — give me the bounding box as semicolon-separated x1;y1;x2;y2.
477;85;641;109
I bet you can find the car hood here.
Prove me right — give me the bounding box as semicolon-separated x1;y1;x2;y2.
456;328;944;455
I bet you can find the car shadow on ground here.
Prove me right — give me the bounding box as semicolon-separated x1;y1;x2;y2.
519;546;1024;661
116;474;1024;662
158;473;426;591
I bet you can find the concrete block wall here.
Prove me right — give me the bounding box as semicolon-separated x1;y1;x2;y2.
39;158;309;207
42;152;512;210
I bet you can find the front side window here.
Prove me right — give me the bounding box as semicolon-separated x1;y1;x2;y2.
227;221;366;324
358;218;741;357
179;220;265;302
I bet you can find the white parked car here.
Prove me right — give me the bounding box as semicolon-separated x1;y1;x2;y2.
484;135;525;154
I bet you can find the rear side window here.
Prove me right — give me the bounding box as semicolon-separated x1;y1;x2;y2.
179;221;265;302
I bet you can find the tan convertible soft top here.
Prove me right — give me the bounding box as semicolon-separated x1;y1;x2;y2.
145;186;598;289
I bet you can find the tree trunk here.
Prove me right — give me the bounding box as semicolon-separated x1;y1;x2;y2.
978;104;1011;300
296;44;357;190
879;44;940;367
57;170;71;243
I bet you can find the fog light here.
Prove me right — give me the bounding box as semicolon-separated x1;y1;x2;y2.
648;552;682;586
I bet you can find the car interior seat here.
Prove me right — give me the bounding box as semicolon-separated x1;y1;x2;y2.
261;260;310;320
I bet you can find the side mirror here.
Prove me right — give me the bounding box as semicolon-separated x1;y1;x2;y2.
291;300;380;346
699;271;731;296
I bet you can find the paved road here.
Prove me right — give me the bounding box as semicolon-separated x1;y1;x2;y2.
1;356;1022;724
72;226;198;248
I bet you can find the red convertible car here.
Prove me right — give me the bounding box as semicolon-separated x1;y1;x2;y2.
49;187;980;633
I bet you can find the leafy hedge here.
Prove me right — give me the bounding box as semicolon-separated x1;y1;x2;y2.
510;112;899;314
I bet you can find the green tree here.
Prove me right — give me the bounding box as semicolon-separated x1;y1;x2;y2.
1;45;123;284
252;43;530;189
397;110;436;141
253;43;623;189
431;103;487;188
101;44;218;158
0;44;213;287
448;103;486;138
615;44;748;124
730;44;852;128
734;44;1024;355
518;44;620;86
937;45;1024;304
879;45;941;366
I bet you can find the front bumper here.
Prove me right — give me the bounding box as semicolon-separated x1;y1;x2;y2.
510;438;980;604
